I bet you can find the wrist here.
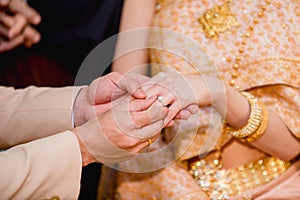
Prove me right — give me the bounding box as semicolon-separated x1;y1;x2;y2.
73;87;89;127
72;128;96;166
220;86;251;129
189;75;211;107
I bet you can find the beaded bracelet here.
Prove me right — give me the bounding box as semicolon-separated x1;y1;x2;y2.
226;92;268;142
242;101;269;142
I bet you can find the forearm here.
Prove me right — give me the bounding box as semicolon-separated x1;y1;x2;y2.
214;85;300;161
112;0;156;74
0;86;82;149
251;110;300;161
0;131;81;199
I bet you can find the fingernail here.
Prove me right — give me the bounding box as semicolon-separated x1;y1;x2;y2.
136;89;146;98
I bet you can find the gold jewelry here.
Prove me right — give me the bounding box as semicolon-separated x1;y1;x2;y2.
189;156;291;199
147;138;152;147
226;92;267;139
157;96;167;107
242;101;269;142
197;0;240;39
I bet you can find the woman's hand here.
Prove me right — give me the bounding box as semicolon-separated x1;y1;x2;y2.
142;72;212;125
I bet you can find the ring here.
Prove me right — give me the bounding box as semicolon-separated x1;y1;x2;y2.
147;138;152;147
157;96;166;107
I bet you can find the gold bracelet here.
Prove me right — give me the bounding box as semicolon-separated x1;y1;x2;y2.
226;92;264;139
242;102;269;142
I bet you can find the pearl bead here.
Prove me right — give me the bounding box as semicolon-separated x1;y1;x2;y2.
233;64;240;69
230;80;235;86
232;72;238;78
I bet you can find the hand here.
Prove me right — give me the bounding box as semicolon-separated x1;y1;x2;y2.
142;72;211;125
0;0;41;24
0;0;41;52
73;95;168;166
73;72;150;127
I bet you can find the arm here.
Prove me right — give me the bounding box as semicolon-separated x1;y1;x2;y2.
146;73;300;161
0;96;168;199
0;72;168;199
222;85;300;161
0;131;82;200
112;0;156;74
0;86;82;149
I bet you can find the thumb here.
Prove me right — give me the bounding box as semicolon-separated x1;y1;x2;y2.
116;73;148;99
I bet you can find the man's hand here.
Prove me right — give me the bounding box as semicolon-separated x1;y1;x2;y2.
73;94;168;166
73;72;150;127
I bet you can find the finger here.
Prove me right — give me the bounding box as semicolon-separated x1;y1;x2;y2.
0;0;9;7
8;13;26;38
138;119;164;138
0;22;10;38
131;104;168;128
0;33;24;52
175;109;191;120
0;12;15;27
127;73;151;99
117;73;147;99
143;84;175;107
142;84;161;99
185;104;199;114
126;73;151;85
163;101;181;126
165;120;175;127
23;25;40;44
151;92;175;108
128;96;156;112
8;0;41;25
131;134;160;153
174;104;199;119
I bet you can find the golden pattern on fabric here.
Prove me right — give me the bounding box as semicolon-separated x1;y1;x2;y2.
116;0;300;199
155;0;175;11
198;1;239;39
189;156;291;200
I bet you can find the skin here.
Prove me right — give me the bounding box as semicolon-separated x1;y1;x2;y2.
0;0;41;52
72;72;169;166
111;0;300;167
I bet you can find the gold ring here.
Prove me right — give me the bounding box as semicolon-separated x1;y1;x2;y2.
147;138;152;147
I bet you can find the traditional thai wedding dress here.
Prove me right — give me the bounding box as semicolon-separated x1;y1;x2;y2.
115;0;300;199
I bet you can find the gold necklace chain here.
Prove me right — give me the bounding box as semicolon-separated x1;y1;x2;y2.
227;0;272;89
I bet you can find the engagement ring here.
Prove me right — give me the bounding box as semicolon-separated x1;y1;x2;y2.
157;96;166;107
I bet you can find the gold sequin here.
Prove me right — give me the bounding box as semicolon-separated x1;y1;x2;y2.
197;1;239;39
189;156;291;199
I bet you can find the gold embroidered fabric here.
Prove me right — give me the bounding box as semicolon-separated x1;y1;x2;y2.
189;156;291;199
116;0;300;199
197;1;240;39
